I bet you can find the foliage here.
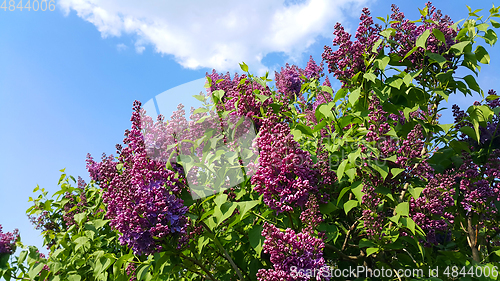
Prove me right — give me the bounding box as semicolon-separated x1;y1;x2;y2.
3;3;500;281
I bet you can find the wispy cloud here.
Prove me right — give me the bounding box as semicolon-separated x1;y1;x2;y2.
116;43;127;51
59;0;369;72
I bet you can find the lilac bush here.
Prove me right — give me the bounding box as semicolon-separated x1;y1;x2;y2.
0;225;18;255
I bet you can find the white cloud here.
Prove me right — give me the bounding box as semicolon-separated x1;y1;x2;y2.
58;0;370;72
116;43;127;51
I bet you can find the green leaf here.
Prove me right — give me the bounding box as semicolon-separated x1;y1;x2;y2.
249;225;264;256
375;56;390;71
359;238;376;248
74;236;90;252
387;77;403;89
483;29;498;46
198;236;210;254
336;159;348;180
317;102;335;121
74;213;86;226
450;41;471;54
193;95;205;102
400;216;416;235
318;223;339;243
366;247;379;257
403;73;412;86
333;88;348;102
351;181;364;202
380;28;394;39
319;202;337;214
215;193;228;206
372;163;389;180
427;52;447;68
336;186;350;206
463;75;482;94
391;168;405;178
344;200;358;215
345;168;356;182
416;29;431;49
419;6;428;17
395;202;409;216
487;94;500;101
434;89;449;102
364;72;377;83
214;202;237;226
295;123;313;137
402;46;418;61
91;219;110;229
239;62;249;72
439;123;454;133
449;140;471;153
319;85;333;95
17;251;27;266
67;274;82;281
409;187;424;199
192;107;209;114
348;88;361;105
432;28;446;44
371;38;383;53
313;120;327;133
29;263;45;279
475;45;490;64
137;264;151;281
236;200;260;219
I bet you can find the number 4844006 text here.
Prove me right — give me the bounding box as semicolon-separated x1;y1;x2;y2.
1;0;55;11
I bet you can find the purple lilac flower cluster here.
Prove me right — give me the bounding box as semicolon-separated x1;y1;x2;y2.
457;152;500;216
299;195;323;233
365;95;390;143
126;263;137;281
251;114;318;212
62;177;88;227
322;8;381;87
206;70;272;125
389;2;457;72
410;173;456;246
275;57;324;105
275;63;304;102
86;101;189;256
0;224;19;255
453;90;500;147
257;222;328;281
359;96;439;239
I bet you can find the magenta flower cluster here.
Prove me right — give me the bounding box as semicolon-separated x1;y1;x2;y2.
0;224;19;255
62;177;88;227
410;173;456;246
251;114;318;212
86;101;188;256
457;152;500;216
389;2;457;71
206;70;272;125
257;222;327;281
322;7;381;86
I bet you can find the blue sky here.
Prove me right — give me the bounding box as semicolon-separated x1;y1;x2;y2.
1;0;498;257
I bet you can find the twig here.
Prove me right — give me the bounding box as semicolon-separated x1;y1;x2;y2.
324;243;363;261
342;221;359;251
201;222;245;281
180;253;217;281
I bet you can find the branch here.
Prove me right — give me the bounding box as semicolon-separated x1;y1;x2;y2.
180;253;217;281
342;221;359;251
201;222;245;281
324;243;363;262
